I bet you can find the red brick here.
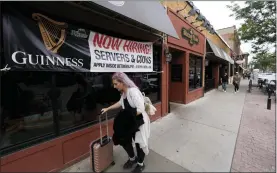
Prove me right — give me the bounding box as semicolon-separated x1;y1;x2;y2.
231;88;275;172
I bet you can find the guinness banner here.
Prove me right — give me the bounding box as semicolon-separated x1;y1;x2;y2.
2;5;153;72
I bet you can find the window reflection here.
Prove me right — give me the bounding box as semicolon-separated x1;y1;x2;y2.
57;72;121;131
0;46;162;153
189;54;203;91
1;71;55;149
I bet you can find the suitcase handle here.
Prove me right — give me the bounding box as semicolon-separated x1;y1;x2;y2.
99;112;109;145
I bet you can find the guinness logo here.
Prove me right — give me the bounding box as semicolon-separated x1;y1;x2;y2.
181;27;199;46
32;13;68;53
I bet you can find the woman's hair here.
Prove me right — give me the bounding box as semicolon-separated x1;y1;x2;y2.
112;72;137;88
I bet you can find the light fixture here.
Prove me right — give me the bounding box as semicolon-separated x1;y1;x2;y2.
209;26;216;34
164;44;172;63
187;1;194;6
195;13;204;21
184;8;199;19
166;52;172;63
191;13;204;25
192;16;206;25
201;18;210;28
210;29;216;34
188;7;199;16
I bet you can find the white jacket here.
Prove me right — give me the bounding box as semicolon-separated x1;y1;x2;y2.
119;87;151;155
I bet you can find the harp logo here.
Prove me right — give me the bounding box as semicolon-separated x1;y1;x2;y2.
32;13;68;53
10;13;84;68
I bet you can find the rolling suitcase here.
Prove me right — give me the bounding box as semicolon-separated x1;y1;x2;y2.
90;113;115;173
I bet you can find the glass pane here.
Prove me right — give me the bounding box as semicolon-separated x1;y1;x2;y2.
189;57;196;90
57;72;121;131
196;58;202;88
1;71;55;149
189;54;202;91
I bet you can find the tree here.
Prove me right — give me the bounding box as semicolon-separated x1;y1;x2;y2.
251;52;276;72
227;1;276;54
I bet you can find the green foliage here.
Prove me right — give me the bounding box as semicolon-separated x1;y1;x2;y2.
227;1;276;54
251;52;276;72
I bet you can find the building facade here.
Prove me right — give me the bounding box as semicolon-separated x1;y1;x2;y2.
217;26;248;74
166;8;206;104
162;1;234;91
0;1;178;172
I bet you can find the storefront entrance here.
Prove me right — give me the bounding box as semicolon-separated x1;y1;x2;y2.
204;60;216;92
169;48;185;104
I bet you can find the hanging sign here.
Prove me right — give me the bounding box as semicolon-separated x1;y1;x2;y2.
2;5;153;72
181;27;199;46
88;32;153;72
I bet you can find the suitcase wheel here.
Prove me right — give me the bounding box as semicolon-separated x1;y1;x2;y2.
111;161;115;166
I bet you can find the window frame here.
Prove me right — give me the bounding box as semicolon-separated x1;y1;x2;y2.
189;53;203;91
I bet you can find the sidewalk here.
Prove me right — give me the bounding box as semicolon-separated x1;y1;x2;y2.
62;147;189;172
148;80;248;172
231;85;276;172
62;80;275;172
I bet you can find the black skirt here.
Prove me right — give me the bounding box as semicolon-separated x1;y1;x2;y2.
112;98;145;146
123;98;144;128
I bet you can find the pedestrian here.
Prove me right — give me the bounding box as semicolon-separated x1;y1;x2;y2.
101;72;150;173
221;72;228;92
233;72;241;93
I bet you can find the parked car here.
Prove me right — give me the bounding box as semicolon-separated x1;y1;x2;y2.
258;73;276;88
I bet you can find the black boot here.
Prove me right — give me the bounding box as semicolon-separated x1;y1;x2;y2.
123;158;137;169
131;163;145;173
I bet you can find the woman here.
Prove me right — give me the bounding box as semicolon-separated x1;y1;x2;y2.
101;72;150;173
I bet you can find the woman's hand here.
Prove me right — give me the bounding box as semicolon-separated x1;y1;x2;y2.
101;108;109;114
100;101;121;114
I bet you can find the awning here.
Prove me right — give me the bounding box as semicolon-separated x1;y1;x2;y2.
207;39;234;64
221;51;234;64
91;1;179;39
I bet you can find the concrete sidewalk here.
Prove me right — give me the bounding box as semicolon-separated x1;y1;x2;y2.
231;86;276;172
149;80;248;172
62;80;249;172
62;146;189;172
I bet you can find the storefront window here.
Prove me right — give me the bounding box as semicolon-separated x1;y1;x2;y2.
1;71;56;150
0;50;162;155
189;54;203;91
0;3;162;155
57;46;161;132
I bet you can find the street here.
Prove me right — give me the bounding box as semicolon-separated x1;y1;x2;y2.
62;79;276;172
